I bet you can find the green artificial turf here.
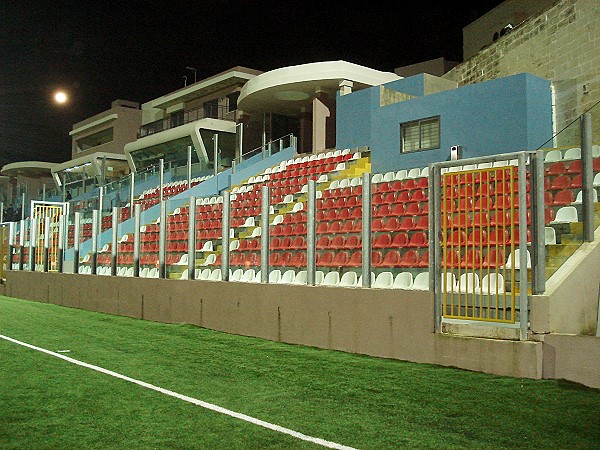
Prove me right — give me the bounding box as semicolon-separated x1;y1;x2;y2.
0;295;599;449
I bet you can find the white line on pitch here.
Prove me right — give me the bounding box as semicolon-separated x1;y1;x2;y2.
0;333;356;450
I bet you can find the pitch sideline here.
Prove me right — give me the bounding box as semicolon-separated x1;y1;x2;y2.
0;333;356;450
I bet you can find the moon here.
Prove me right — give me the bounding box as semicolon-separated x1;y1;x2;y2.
54;91;68;104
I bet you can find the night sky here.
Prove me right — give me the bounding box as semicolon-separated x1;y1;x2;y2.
0;1;504;169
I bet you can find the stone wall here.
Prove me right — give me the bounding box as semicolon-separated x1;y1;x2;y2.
445;0;600;147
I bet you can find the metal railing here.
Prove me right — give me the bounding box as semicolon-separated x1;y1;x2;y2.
234;133;296;169
138;105;238;138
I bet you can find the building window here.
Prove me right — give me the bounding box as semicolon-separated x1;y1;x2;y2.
76;128;114;152
400;116;440;153
227;92;240;112
203;99;219;119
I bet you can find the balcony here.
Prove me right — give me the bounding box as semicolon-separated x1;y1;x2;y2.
138;104;237;138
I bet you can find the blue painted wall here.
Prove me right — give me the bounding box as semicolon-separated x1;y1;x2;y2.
336;73;553;174
335;88;377;150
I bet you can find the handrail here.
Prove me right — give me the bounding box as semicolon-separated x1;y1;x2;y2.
235;133;296;166
138;105;238;138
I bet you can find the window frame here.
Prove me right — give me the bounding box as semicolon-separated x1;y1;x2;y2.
400;116;441;153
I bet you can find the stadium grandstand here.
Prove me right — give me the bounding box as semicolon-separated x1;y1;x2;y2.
0;0;599;390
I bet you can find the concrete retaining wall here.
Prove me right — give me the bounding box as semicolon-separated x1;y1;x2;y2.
2;271;546;382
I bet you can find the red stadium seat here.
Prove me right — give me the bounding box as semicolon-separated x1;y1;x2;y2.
488;228;510;246
461;250;482;269
373;233;392;249
547;161;567;176
412;189;427;202
398;217;416;230
405;202;422;216
447;230;467;246
550;174;572;190
347;251;363;267
291;252;307;267
414;215;429;230
316;235;330;249
333;251;350;267
391;203;406;216
553;189;575;206
372;218;385;231
344;235;361;249
374;204;391;218
443;249;461;268
472;212;490;227
330;235;346;249
290;236;306;250
407;231;428;247
396;191;411;203
379;250;401;267
316;251;335;267
384;217;401;231
417;250;429;268
466;229;487;245
567;160;582;173
481;249;505;268
398;250;419;268
371;251;383;267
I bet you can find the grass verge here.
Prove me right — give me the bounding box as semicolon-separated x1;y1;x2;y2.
1;295;599;449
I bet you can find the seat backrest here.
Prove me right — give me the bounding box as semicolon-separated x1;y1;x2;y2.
292;270;307;284
393;272;413;289
544;149;562;162
563;147;581;160
458;273;479;293
412;272;429;290
322;271;340;286
339;271;358;287
554;206;578;223
373;271;394;289
279;269;296;284
544;227;556;245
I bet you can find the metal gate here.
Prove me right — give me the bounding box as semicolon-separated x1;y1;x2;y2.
31;201;68;272
440;165;518;323
431;152;535;341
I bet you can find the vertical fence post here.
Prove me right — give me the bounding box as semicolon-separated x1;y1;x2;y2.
213;134;219;177
111;207;119;276
188;196;196;280
430;164;442;333
7;222;14;271
29;218;37;271
18;219;25;271
532;150;546;294
581;113;594;242
133;204;141;277
98;186;104;216
221;190;230;281
43;216;50;273
518;152;529;341
159;159;164;205
73;212;80;275
129;172;135;218
361;172;372;288
57;215;64;273
307;180;317;286
235;122;243;166
158;199;166;279
91;210;99;275
261;185;270;283
21;193;26;220
187;145;192;190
